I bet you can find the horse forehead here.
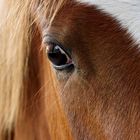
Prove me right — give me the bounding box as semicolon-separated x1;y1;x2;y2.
76;0;140;45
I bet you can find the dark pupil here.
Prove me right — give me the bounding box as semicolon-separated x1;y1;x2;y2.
47;46;68;66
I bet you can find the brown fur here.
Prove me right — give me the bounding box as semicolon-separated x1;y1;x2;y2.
36;2;140;140
0;0;140;140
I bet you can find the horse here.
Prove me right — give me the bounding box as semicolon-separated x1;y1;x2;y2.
0;0;140;139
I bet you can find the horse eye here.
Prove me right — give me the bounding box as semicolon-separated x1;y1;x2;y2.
45;43;74;70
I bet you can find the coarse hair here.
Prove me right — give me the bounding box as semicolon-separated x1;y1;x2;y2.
0;0;66;139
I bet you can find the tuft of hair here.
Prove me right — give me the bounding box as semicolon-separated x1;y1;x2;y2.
0;0;67;139
0;0;33;139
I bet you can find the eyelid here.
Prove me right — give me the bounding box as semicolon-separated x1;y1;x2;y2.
42;35;59;45
43;35;72;58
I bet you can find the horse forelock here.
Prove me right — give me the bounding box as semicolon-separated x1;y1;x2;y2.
76;0;140;46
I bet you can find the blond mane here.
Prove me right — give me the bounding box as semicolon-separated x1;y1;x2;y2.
0;0;66;139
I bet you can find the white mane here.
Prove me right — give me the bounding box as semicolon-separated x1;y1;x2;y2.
77;0;140;45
